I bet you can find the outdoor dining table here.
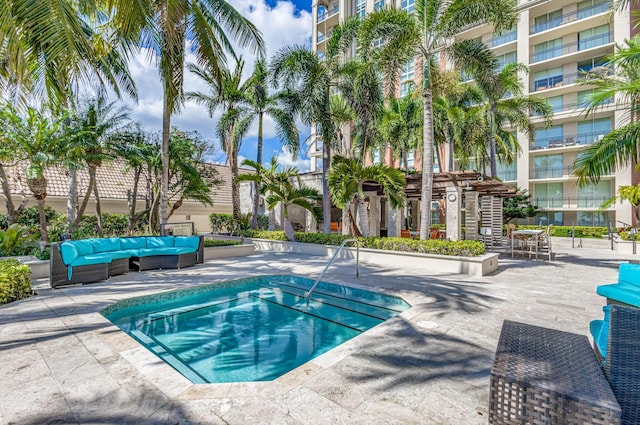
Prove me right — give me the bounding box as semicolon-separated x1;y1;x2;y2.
511;229;544;258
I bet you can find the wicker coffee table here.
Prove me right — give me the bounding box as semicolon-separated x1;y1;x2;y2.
489;320;621;424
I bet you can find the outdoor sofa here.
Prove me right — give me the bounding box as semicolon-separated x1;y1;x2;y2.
50;235;204;288
595;263;640;308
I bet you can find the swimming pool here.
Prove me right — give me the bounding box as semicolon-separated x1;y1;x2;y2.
102;275;410;383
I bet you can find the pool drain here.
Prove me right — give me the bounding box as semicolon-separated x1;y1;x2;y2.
417;320;439;329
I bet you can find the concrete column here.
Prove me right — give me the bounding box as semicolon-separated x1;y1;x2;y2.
387;204;403;237
368;194;381;237
445;187;461;241
465;191;479;241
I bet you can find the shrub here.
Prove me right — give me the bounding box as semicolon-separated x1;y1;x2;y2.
0;224;39;257
0;259;32;305
515;225;608;238
203;239;241;247
209;213;235;234
241;230;485;256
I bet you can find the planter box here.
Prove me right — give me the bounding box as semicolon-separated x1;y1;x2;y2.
204;244;255;260
614;239;640;256
0;256;49;280
247;239;498;276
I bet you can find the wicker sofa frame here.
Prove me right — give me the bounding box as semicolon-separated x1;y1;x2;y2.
50;236;204;288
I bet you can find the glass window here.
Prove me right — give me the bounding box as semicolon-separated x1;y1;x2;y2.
577;0;610;19
538;211;564;226
577;118;611;145
534;183;563;208
493;27;517;47
534;9;563;33
534;38;563;62
578;56;608;73
578;24;610;50
400;81;414;97
548;95;563;112
400;59;415;97
401;0;415;13
356;0;366;18
533;154;563;179
577;181;611;208
534;67;563;91
373;150;381;164
577;88;611;108
496;160;517;181
533;124;563;149
407;150;415;168
496;51;516;71
577;211;610;226
374;0;384;11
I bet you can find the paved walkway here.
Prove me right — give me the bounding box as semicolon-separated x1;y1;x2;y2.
0;239;634;424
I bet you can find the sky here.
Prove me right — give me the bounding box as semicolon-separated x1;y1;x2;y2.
120;0;314;171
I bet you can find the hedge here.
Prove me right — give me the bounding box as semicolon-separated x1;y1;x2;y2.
203;239;242;247
240;230;485;257
0;259;32;306
515;225;608;238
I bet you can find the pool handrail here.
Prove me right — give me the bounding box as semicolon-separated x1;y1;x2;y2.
305;238;360;303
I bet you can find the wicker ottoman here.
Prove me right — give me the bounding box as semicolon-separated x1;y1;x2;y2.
489;320;621;424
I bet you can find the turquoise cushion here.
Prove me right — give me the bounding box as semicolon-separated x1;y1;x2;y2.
596;283;640;307
146;237;175;248
174;236;200;249
618;263;640;287
91;237;121;253
135;247;192;257
73;240;94;256
590;306;611;359
120;238;147;249
60;243;79;265
101;250;132;261
69;253;113;267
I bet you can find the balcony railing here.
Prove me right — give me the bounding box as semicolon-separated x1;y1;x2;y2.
530;165;575;179
531;2;611;34
497;169;517;181
531;131;610;150
531;69;612;93
491;31;517;47
531;32;612;63
317;5;339;22
533;196;611;209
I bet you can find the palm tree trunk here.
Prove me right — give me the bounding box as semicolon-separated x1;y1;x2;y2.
489;106;498;178
93;177;103;237
283;216;295;241
66;168;78;231
419;87;435;240
27;177;48;243
72;167;95;231
252;112;264;229
128;168;141;234
160;92;171;235
0;163;26;225
356;196;370;237
231;146;241;220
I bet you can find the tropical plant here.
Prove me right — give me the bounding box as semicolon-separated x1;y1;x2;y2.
0;259;32;306
457;48;553;178
412;0;517;239
0;224;38;257
573;35;640;184
601;185;640;226
235;60;299;229
106;0;264;235
328;155;406;237
381;91;423;171
503;189;539;223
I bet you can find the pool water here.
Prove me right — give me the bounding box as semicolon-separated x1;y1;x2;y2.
102;275;410;383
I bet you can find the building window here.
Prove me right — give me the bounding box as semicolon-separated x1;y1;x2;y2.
577;0;611;19
492;27;516;47
534;182;563;208
533;67;563;91
533;154;564;179
577;211;610;226
496;161;517;181
577;181;611;208
534;38;563;62
533;9;563;33
400;58;415;97
547;95;563;113
407;150;415;169
578;56;608;73
401;0;415;13
577;89;611;109
496;51;516;71
374;0;384;11
577;118;611;145
578;24;610;50
533;125;563;149
356;0;366;18
373;150;381;164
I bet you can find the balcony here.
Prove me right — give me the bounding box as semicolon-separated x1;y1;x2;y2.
491;31;517;47
531;33;612;63
533;196;611;209
532;71;581;92
530;165;575;179
531;2;611;34
317;5;339;23
530;131;610;150
497;169;517;181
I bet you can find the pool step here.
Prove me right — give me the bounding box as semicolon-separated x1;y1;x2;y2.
251;287;385;332
262;280;408;313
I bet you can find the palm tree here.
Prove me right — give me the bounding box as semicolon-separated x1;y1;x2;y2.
107;0;264;235
0;105;68;243
381;91;423;171
413;0;517;239
328;155;406;237
245;163;322;241
573;35;640;185
186;58;252;221
236;60;299;229
68;97;131;235
458;46;553;178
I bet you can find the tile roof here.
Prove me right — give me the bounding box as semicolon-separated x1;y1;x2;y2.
3;161;245;206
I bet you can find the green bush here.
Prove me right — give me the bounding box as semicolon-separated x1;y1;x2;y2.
0;259;32;305
209;213;235;234
515;225;608;238
240;230;485;256
203;239;241;247
0;224;39;257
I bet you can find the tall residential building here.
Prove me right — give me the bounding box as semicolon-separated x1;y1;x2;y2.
311;0;635;228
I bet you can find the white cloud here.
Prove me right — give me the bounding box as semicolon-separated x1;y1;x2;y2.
273;146;311;173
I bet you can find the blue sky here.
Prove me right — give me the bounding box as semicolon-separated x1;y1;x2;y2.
120;0;314;171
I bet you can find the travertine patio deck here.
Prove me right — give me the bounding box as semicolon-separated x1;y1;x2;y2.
0;238;632;424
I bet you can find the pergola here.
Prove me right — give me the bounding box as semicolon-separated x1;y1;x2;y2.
363;170;517;243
